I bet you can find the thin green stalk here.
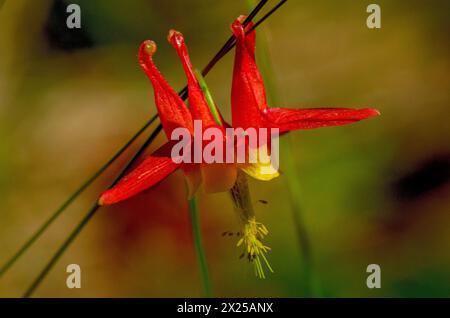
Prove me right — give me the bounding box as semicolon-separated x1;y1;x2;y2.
0;116;156;278
195;70;222;125
190;71;218;298
246;0;321;296
188;197;212;297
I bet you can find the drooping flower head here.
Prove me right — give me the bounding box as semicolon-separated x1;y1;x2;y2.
99;16;380;279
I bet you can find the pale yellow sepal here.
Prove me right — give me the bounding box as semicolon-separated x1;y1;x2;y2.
240;162;279;181
239;146;279;181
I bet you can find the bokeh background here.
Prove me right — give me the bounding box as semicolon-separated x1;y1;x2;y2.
0;0;449;297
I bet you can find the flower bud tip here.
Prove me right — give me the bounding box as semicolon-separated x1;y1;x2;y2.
168;29;184;48
141;40;157;57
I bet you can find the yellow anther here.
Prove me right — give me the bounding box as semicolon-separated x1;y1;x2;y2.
237;217;274;279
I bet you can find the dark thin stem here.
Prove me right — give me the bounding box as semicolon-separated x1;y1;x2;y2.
20;0;285;296
188;198;212;297
23;125;163;298
248;0;288;33
22;205;98;298
200;0;269;77
0;116;156;278
200;0;286;79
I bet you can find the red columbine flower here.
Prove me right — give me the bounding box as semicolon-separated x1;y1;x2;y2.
99;17;380;278
99;19;379;205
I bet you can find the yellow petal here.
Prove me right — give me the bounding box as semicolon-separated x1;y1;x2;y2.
240;145;280;181
240;162;279;181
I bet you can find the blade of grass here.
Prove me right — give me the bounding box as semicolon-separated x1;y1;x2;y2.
0;116;156;278
20;0;284;296
245;0;321;297
188;197;212;297
188;69;224;298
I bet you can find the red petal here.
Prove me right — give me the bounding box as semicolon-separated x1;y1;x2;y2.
138;40;193;136
99;143;179;205
262;107;380;133
168;30;218;129
231;17;268;129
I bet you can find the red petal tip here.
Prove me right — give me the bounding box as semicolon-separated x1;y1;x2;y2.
168;29;184;48
97;193;108;206
231;18;245;38
139;40;157;60
364;108;381;117
237;15;247;24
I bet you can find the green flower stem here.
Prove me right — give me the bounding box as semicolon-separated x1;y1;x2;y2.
188;197;212;297
195;70;222;125
246;0;320;296
189;70;217;297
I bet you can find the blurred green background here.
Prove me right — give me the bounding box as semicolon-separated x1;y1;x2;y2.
0;0;449;297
